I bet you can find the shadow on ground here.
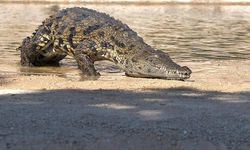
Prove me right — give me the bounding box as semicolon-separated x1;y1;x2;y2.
0;88;249;150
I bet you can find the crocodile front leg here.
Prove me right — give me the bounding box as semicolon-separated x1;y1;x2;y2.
74;43;100;77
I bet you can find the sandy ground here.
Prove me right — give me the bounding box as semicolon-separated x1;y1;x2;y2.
0;60;250;149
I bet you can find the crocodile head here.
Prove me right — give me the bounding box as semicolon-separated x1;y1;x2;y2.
123;49;192;81
104;22;192;80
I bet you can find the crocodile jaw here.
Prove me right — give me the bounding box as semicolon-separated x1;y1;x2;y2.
125;65;191;80
163;66;192;80
123;53;192;80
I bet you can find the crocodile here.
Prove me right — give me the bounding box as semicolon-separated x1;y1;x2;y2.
18;7;192;80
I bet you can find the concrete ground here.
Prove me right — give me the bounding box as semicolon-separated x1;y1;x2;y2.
0;88;249;150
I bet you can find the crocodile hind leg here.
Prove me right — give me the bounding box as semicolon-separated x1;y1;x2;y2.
18;35;66;66
74;42;100;77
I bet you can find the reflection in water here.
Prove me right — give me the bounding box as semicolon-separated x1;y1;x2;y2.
0;3;250;76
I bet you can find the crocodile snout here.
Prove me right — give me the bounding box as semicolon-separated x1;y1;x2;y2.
175;66;192;80
182;66;192;75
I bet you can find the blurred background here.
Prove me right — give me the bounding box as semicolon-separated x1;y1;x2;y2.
1;0;250;3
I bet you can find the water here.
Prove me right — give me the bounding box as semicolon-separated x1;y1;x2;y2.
0;3;250;76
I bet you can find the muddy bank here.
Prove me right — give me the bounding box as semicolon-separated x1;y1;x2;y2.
1;60;250;92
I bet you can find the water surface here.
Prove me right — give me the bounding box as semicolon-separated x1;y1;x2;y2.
0;3;250;76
